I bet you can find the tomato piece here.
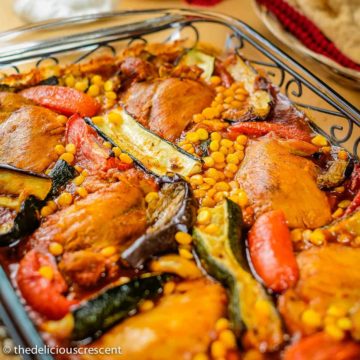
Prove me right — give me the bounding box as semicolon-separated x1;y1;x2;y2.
20;85;100;117
227;122;311;142
17;250;76;320
284;332;360;360
66;114;132;172
248;210;299;292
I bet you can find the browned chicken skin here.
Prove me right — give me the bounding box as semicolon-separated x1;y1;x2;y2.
236;137;332;228
30;181;147;287
84;279;226;360
121;78;214;141
0;92;64;172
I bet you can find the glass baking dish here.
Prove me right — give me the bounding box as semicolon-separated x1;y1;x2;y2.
0;8;360;360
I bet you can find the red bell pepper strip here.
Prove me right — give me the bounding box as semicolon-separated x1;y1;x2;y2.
248;210;299;292
66;114;132;172
227;122;312;142
345;191;360;216
17;250;76;320
284;332;360;360
20;85;100;117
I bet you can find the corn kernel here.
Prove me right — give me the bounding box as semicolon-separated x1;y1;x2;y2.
211;340;226;358
215;181;230;192
211;151;225;163
309;229;326;246
196;128;209;140
139;300;154;312
65;75;75;87
56;115;68;124
338;150;348;160
327;304;348;317
101;246;116;257
91;74;102;85
41;205;54;217
334;186;345;193
226;153;240;164
194;189;206;198
237;190;248;207
87;84;100;97
49;242;63;256
39;266;54;281
60;152;74;164
219;146;229;155
311;135;328;147
112;147;122;157
119;153;133;164
58;192;73;207
193;113;204;123
204;224;220;235
190;174;203;186
210;76;222;86
197;210;211;225
145;192;159;203
92;116;104;125
301;309;322;328
206;168;220;180
225;163;238;173
203;177;216;186
201;197;216;207
108;111;122;124
291;229;303;242
332;208;344;218
192;353;209;360
54;144;65;155
74;80;88;92
215;85;225;93
179;247;193;259
321;146;331;154
76;187;88;198
209;140;220;152
338;200;351;209
47;200;57;211
236;135;248;145
325;324;345;340
186;132;200;143
65;143;76;154
211;132;222;141
104;80;114;92
219;329;237;349
336;317;352;331
215;318;230;332
175;231;193;245
202;107;217;119
164;281;176;295
105;91;117;100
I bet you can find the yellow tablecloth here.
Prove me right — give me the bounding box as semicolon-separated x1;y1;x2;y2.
0;0;359;109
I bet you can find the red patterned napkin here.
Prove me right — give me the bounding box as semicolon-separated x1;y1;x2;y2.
257;0;360;71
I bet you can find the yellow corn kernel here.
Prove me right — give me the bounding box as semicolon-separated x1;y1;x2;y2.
211;132;222;141
202;107;217;119
291;228;303;242
179;247;193;259
192;353;209;360
201;197;216;207
139;300;154;312
112;147;122;157
338;150;348;160
65;75;75;87
235;94;246;101
164;281;176;295
74;80;88;92
60;152;74;164
92;116;104;125
311;135;328;147
226;153;240;164
194;189;206;198
337;317;352;331
87;84;100;97
190;174;203;186
145;192;159;204
206;168;220;180
105;91;117;100
41;205;54;217
211;340;226;358
301;309;322;328
101;246;116;257
76;187;88;198
193;113;204;123
214;191;226;202
175;231;193;245
186;132;200;143
236;135;248;145
203;177;216;186
197;210;211;225
209;140;220;152
46;200;57;211
56;115;68;124
325;324;345;340
65;143;76;154
119;153;133;164
224;96;234;104
204;224;220;235
214;181;230;192
225;163;238;173
108;111;122;124
332;208;344;219
91;74;103;85
104;80;114;92
309;229;326;246
215;85;225;93
220;138;233;148
74;165;83;173
334;186;345;193
57;192;73;207
196;128;209;141
210;76;222;86
237;190;248;207
211;151;225;163
54;144;65;155
219;146;229;155
219;329;237;349
39;266;54;281
215;318;230;332
327;304;348;317
338;200;351;209
49;242;64;256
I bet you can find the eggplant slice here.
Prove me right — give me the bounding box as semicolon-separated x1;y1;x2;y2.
122;176;197;268
317;157;353;190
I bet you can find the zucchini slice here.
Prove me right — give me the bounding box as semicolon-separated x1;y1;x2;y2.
226;57;272;121
71;274;170;341
48;160;77;198
122;177;197;267
193;199;284;351
182;49;215;81
88;109;202;177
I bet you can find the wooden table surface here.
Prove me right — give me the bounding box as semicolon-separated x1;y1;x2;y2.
0;0;359;109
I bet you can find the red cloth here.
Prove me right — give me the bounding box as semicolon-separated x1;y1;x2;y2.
257;0;360;71
185;0;222;5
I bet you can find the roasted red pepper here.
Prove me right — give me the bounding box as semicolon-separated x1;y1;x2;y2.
228;122;311;142
66;114;132;172
20;85;100;117
17;250;76;320
248;210;299;292
284;332;360;360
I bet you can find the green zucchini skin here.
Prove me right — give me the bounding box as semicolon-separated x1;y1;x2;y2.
181;49;215;81
122;176;197;268
71;274;170;341
193;199;284;351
